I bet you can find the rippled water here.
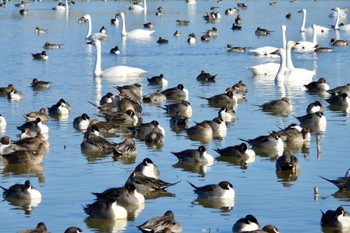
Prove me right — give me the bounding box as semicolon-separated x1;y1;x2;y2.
1;0;350;232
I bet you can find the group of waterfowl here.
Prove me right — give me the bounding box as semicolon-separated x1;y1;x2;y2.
2;0;350;232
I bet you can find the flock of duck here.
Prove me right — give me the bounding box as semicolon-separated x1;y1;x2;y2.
1;0;350;232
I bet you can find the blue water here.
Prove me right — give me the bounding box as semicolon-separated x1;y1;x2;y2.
1;0;350;232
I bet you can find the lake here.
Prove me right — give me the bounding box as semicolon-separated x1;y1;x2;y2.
1;0;350;232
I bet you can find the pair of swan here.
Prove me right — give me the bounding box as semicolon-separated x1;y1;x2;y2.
298;9;330;34
293;24;317;51
91;39;146;78
332;7;350;31
52;0;68;10
116;12;155;38
79;14;109;41
275;41;315;84
128;0;147;12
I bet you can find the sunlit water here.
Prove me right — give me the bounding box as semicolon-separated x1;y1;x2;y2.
1;0;350;232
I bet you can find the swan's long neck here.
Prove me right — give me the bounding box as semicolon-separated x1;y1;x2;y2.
65;0;69;10
334;9;340;29
312;25;317;44
120;14;128;36
300;10;306;32
282;26;287;51
94;41;103;77
143;0;147;11
86;16;92;39
286;42;294;70
275;49;287;83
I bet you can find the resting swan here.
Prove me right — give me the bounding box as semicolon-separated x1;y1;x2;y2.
52;0;68;10
332;7;350;31
274;46;314;85
247;25;286;76
298;9;330;34
116;12;155;38
293;24;317;51
79;14;109;42
91;39;146;78
128;0;147;12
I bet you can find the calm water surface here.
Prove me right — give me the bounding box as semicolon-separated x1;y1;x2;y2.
1;0;350;232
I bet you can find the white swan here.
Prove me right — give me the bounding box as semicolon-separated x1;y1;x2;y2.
116;12;155;38
275;46;314;85
247;25;286;76
333;7;350;31
52;0;68;10
79;14;109;42
128;0;147;12
91;39;146;78
293;24;317;51
298;9;330;34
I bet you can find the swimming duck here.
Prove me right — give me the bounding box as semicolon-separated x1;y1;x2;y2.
226;44;247;53
218;107;236;123
99;26;107;34
199;90;237;108
64;227;83;233
176;19;189;26
48;99;70;116
32;51;48;60
113;138;138;158
321;206;350;228
330;38;349;46
215;143;255;160
92;183;144;205
19;128;39;140
187;33;196;45
196;70;217;82
275;151;299;171
35;26;48;34
143;90;167;105
306;101;324;114
110;45;120;55
0;136;23;155
327;93;350;110
296;111;327;129
128;120;164;140
125;171;180;191
73;113;90;131
80;130;117;154
143;22;153;28
0;83;14;96
259;97;293;115
116;83;142;103
102;110;138;126
18;222;48;233
197;117;227;139
14;133;50;151
1;180;41;199
172;146;214;163
160;100;192;117
231;23;242;31
275;124;311;145
19;9;28;16
188;181;234;199
233;214;261;233
186;122;213;143
169;112;189;127
320;168;350;190
24;108;49;123
8;88;24;101
17;117;48;134
157;37;169;44
43;42;64;50
235;14;242;24
145;124;165;144
147;74;168;86
161;84;188;101
173;30;181;37
304;77;330;92
134;158;160;179
255;27;272;36
200;32;211;42
314;44;333;53
231;80;248;93
1;143;46;164
84;198;127;219
240;132;284;156
31;78;51;90
137;210;182;233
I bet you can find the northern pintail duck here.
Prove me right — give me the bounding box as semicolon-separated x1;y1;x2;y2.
235;14;242;24
134;158;160;179
143;90;167;105
137;210;182;233
128;120;164;140
43;42;64;49
328;83;350;96
110;45;120;55
99;26;107;34
31;78;51;90
116;83;142;103
275;151;299;171
306;101;324;114
147;74;168;86
330;38;349;46
80;130;117;154
200;32;211;42
176;19;189;26
196;70;217;82
186;122;213;143
225;8;238;15
48;99;70;116
14;133;50;151
145;124;165;144
143;22;153;28
1;180;41;199
125;171;180;191
198;117;227;139
1;143;46;164
215;143;255;160
0;114;6;129
259;97;293;115
199;90;237;108
275;124;311;145
187;33;196;45
296;111;327;129
240;132;284;156
232;214;261;233
320;168;350;190
161;84;189;102
20;128;39;139
0;136;23;155
73;113;90;131
84;198;127;219
99;92;116;106
172;146;214;163
321;206;350;228
327;93;350;110
18;222;48;233
92;183;144;205
8;88;23;101
157;37;169;44
160;100;192;117
255;27;272;36
0;83;14;96
286;12;292;19
113;138;138;158
32;51;48;60
231;23;242;31
188;181;235;199
24;108;49;123
226;44;247;53
19;9;28;16
35;26;48;34
17;117;48;134
314;44;333;53
244;225;280;233
102;110;138;126
170;112;189;128
64;227;83;233
207;27;218;37
304;77;330;92
173;30;181;37
218;107;236;123
117;95;143;114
